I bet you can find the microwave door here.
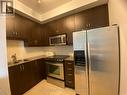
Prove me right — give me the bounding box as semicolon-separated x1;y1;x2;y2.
49;34;66;45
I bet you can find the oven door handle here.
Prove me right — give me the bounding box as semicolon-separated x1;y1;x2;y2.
46;62;63;66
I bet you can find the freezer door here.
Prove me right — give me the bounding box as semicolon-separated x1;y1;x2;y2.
87;26;120;95
73;31;89;95
73;30;87;50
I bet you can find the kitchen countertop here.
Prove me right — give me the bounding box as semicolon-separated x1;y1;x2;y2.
8;55;74;67
8;55;49;67
64;56;74;62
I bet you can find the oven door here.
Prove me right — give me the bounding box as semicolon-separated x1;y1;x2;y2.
47;62;64;80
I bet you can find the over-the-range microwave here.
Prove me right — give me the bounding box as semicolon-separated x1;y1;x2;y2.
49;34;67;46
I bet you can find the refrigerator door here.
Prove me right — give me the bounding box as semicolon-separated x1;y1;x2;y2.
73;31;89;95
75;66;88;95
87;26;120;95
73;30;87;50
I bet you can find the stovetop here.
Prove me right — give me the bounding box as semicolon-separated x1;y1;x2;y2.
46;55;69;62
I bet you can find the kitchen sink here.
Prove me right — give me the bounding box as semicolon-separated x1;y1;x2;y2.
8;59;30;65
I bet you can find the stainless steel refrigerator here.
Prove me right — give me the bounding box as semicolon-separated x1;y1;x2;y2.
73;26;120;95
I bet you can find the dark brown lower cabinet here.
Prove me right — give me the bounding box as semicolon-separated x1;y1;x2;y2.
8;59;46;95
64;60;75;89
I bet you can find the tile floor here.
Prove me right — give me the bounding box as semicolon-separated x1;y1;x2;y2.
24;80;76;95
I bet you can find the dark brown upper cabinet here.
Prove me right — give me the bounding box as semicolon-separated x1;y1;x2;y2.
6;14;25;40
6;4;109;46
6;16;15;39
75;4;109;31
61;15;75;45
40;24;50;46
45;15;75;45
46;20;59;36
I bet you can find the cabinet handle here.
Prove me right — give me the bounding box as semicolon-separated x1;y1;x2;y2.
12;32;15;35
34;40;38;44
67;63;72;65
56;30;59;33
88;24;91;27
22;65;24;70
35;62;37;65
67;74;73;76
67;68;72;71
86;24;89;28
67;81;72;84
20;65;22;71
15;32;17;36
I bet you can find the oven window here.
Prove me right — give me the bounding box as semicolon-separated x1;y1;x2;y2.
48;65;60;75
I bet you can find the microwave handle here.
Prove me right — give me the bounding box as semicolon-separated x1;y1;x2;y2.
62;34;66;43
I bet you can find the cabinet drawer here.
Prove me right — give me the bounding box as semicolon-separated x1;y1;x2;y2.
65;79;75;89
64;61;75;89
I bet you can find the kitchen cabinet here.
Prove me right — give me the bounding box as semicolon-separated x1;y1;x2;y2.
6;4;109;46
40;25;50;46
14;14;24;40
62;15;75;45
45;15;74;45
8;59;46;95
75;4;109;31
27;24;42;46
6;16;15;39
46;20;58;36
64;60;75;89
34;59;46;83
6;14;25;40
23;17;35;46
22;17;49;47
8;65;22;95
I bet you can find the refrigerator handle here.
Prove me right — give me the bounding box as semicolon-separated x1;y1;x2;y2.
85;34;88;71
88;42;91;72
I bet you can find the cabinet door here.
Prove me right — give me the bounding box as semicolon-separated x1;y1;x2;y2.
75;4;109;31
21;63;34;92
41;24;49;46
30;24;42;46
9;65;23;95
63;15;75;45
14;14;24;39
75;11;87;31
6;14;25;40
85;4;109;29
34;59;46;83
23;18;35;46
46;20;58;36
6;16;15;39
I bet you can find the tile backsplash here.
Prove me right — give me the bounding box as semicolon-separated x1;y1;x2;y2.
7;40;73;62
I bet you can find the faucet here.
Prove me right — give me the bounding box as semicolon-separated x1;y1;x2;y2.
11;54;17;63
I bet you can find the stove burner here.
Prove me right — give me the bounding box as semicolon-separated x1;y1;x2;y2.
46;55;69;62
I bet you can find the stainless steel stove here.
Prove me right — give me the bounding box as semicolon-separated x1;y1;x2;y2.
45;55;69;88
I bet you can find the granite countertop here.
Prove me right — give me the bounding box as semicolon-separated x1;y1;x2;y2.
8;55;74;67
64;56;74;61
8;55;49;67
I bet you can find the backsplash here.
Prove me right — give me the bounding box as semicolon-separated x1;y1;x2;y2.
7;40;73;62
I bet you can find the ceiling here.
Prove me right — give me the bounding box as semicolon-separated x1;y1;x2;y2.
18;0;72;14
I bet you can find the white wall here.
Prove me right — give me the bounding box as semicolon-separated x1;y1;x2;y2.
0;17;11;95
108;0;127;95
7;40;73;62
